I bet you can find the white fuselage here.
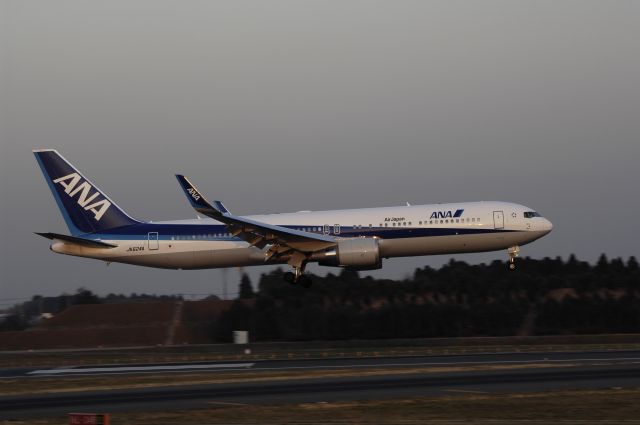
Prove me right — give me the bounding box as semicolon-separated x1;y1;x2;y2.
50;201;553;270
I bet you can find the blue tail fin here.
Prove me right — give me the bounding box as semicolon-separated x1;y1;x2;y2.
33;149;140;235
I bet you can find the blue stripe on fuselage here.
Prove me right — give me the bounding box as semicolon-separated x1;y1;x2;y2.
82;222;517;242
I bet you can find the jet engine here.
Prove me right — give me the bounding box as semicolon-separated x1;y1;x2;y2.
318;238;382;270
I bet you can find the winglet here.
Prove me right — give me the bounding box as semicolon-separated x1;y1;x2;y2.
176;175;336;250
175;175;230;217
212;200;230;214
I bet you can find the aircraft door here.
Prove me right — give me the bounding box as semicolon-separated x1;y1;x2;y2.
493;211;504;230
148;232;159;250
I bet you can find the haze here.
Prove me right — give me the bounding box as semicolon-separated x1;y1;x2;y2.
1;1;639;302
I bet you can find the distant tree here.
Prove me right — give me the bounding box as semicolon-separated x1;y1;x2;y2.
72;288;101;305
56;294;71;311
338;268;360;283
628;256;639;272
610;257;626;273
596;254;609;272
0;314;27;331
238;273;255;299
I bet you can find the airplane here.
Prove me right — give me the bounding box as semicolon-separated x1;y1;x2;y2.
33;149;553;287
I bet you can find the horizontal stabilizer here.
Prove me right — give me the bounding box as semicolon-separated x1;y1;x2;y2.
35;232;118;248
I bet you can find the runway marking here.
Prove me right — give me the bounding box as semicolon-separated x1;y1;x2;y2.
27;363;255;376
206;401;249;406
444;389;487;394
246;357;640;372
16;356;640;377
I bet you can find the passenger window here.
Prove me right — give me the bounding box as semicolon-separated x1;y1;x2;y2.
334;224;340;235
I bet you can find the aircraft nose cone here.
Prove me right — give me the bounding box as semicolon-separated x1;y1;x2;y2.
542;218;554;234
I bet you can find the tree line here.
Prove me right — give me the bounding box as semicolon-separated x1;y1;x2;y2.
0;289;183;331
217;254;640;341
2;255;638;340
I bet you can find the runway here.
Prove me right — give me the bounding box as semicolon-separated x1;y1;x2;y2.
4;349;640;378
2;350;640;419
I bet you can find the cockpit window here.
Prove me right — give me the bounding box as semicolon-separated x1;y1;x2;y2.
524;211;542;218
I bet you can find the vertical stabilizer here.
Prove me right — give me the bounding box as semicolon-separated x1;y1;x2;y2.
33;149;139;235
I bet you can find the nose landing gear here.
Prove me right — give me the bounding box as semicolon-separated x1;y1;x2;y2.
508;245;520;270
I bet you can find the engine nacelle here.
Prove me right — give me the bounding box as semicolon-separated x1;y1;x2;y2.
318;238;382;270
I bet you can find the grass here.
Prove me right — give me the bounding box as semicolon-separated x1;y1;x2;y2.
4;388;640;424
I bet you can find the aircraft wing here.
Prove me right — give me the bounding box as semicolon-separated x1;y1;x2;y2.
175;175;336;255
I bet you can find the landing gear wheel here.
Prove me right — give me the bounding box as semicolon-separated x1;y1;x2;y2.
284;253;310;287
298;275;312;288
507;245;520;271
283;271;297;284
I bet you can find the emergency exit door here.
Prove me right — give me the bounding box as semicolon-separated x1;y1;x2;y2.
493;211;504;229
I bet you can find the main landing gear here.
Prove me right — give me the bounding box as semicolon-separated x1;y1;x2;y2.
508;245;520;270
283;252;312;288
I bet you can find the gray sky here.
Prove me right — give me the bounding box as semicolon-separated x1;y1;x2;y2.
1;0;639;302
